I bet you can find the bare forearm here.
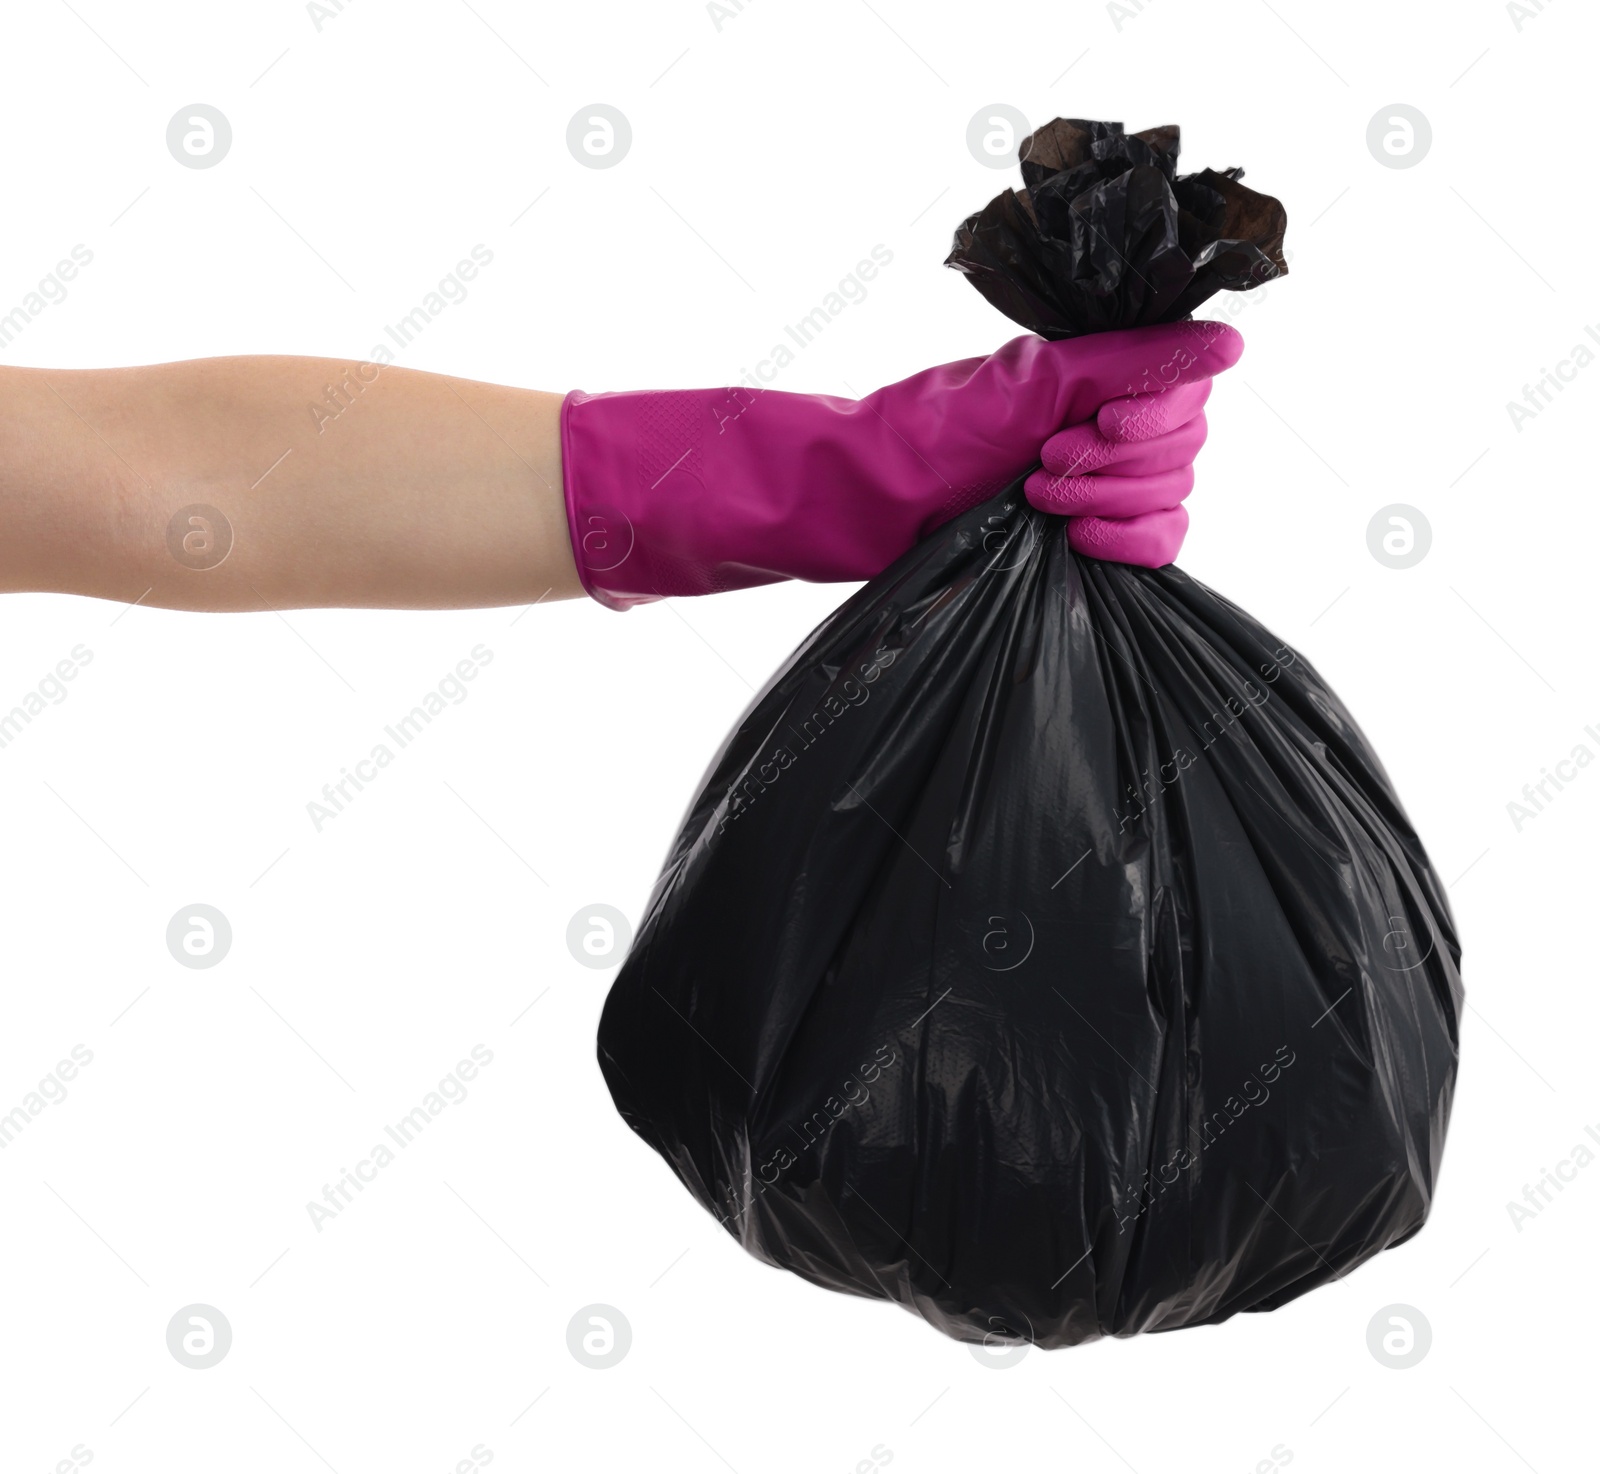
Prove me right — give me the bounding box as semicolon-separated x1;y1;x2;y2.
0;357;582;611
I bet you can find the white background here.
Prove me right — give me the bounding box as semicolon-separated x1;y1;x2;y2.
0;1;1593;1470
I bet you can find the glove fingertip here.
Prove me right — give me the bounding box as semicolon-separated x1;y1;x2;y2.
1024;468;1085;514
1041;422;1111;477
1185;320;1245;375
1067;505;1188;567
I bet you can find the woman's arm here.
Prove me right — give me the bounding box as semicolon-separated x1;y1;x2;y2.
0;357;582;611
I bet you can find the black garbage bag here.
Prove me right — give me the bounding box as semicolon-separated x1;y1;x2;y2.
597;119;1463;1349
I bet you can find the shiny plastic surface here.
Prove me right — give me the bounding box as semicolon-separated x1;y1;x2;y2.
597;117;1461;1347
946;117;1287;338
599;490;1462;1346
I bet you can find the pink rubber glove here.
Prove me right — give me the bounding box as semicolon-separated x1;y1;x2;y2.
561;321;1242;608
1025;373;1227;567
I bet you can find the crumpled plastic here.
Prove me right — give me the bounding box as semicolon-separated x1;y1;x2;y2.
946;117;1287;337
596;118;1461;1349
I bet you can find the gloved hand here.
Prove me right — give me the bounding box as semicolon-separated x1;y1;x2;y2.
1025;373;1222;567
561;320;1242;609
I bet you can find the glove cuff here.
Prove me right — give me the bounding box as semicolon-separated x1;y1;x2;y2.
561;389;655;612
